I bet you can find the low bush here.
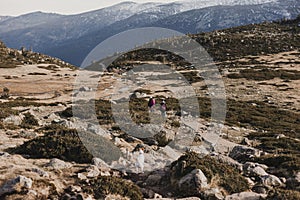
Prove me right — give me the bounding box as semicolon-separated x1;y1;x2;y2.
170;152;249;195
20;112;39;128
82;176;143;200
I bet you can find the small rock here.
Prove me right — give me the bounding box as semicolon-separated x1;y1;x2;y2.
86;165;100;178
0;152;10;157
245;177;255;187
31;168;49;177
0;175;33;196
229;145;261;161
243;162;268;177
77;173;87;180
203;188;224;200
261;174;283;187
67;185;82;193
225;191;267;200
27;190;38;196
46;158;72;169
241;138;252;146
275;134;286;139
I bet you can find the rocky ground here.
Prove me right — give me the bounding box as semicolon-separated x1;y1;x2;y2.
0;17;299;200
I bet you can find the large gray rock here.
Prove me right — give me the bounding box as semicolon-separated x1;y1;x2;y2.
226;191;267;200
178;169;209;194
0;175;33;196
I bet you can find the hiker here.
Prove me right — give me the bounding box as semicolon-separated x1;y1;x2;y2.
160;100;166;118
135;145;145;173
148;96;156;112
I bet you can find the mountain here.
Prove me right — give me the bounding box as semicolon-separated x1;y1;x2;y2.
0;16;12;23
152;0;300;33
0;16;299;199
0;12;64;34
0;0;298;66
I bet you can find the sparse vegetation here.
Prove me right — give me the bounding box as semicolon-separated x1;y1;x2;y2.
228;68;300;81
267;189;300;200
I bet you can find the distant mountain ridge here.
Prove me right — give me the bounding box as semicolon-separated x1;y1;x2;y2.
0;0;299;66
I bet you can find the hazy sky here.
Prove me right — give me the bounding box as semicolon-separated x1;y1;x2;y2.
0;0;177;16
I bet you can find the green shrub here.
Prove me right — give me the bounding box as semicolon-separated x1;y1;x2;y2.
10;126;121;164
82;176;143;200
170;152;249;195
267;189;300;200
20;112;39;128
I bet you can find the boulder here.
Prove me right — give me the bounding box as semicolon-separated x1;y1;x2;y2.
178;169;208;195
0;175;33;196
225;191;267;200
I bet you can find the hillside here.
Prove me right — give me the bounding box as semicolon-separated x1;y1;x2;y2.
0;16;299;199
0;0;298;65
